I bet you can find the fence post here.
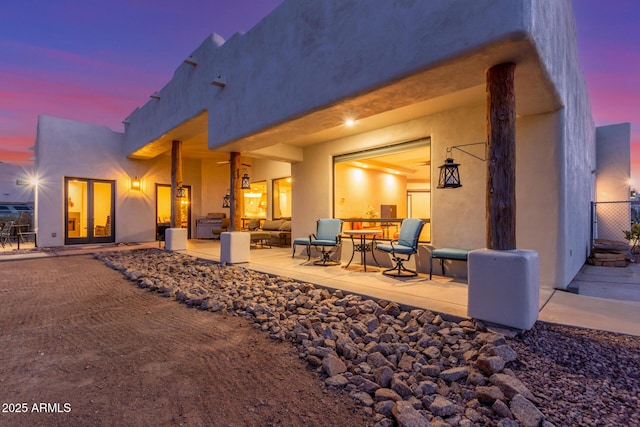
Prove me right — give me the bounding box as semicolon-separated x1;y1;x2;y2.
590;201;596;250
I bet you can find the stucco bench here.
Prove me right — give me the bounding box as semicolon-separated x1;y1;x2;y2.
430;248;470;280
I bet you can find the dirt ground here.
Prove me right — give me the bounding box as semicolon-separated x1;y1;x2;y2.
0;255;373;427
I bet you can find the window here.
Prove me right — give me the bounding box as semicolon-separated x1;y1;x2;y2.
272;177;292;219
334;138;430;241
243;181;267;218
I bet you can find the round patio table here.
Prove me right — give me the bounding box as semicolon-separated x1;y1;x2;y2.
343;229;382;272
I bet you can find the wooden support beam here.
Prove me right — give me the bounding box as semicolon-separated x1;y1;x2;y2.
229;152;242;231
171;140;183;228
486;63;516;250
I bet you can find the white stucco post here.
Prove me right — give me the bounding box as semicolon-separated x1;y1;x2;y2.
467;63;539;331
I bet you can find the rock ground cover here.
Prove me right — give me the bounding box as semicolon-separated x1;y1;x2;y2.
95;248;640;426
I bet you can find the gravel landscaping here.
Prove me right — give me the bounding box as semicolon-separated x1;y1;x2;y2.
96;248;640;427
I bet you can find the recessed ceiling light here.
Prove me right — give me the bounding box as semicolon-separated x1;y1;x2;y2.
345;119;355;127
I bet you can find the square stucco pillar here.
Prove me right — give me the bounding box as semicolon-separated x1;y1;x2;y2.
165;228;188;251
220;231;250;264
467;249;539;330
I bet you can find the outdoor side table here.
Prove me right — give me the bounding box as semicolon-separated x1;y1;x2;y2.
343;229;382;272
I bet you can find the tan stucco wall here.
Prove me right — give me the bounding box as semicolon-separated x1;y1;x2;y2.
291;104;486;275
34;118;291;247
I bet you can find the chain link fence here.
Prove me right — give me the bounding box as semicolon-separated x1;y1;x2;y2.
591;201;634;247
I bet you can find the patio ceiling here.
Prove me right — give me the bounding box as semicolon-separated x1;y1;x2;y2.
152;86;480;172
148;38;558;173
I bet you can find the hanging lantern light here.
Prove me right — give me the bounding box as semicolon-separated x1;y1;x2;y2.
176;186;187;198
437;158;462;189
241;172;251;189
222;190;231;208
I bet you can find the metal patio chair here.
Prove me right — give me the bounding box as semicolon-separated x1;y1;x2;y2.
309;218;343;266
375;218;424;277
0;220;14;248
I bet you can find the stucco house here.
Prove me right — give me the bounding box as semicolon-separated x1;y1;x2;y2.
34;0;630;293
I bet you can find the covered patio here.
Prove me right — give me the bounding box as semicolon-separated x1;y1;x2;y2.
177;238;639;336
182;238;550;320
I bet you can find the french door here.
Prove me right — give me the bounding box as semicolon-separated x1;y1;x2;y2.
65;177;115;244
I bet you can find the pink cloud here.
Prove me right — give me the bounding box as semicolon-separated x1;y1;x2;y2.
0;136;34;165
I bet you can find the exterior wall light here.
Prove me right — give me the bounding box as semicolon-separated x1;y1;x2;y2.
437;143;487;189
16;176;39;247
131;176;141;191
176;186;187;198
241;172;251;190
437;158;462;189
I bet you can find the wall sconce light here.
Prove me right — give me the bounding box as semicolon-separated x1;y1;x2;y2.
437;143;487;189
131;176;141;191
150;92;160;100
222;190;231;208
176;186;187;198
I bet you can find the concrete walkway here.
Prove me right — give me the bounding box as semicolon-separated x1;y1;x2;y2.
2;239;639;336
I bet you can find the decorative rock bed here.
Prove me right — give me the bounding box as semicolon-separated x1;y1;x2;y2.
96;248;551;426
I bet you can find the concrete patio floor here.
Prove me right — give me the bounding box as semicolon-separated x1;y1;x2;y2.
2;238;639;336
180;239;640;337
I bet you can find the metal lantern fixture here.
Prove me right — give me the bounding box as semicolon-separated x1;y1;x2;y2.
437;142;488;189
437;158;462;189
176;186;187;198
222;190;231;208
241;172;251;189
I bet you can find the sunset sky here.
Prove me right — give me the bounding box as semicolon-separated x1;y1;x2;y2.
1;0;638;186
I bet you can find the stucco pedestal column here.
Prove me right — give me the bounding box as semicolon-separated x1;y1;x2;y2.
165;228;187;251
467;249;539;330
220;231;250;264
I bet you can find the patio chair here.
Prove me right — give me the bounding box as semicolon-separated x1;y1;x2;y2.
0;220;14;248
375;218;424;277
95;215;111;236
309;218;343;266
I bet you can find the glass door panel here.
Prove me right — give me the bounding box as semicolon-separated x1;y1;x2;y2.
272;177;292;219
156;184;191;238
93;182;112;238
67;179;87;239
408;191;431;242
